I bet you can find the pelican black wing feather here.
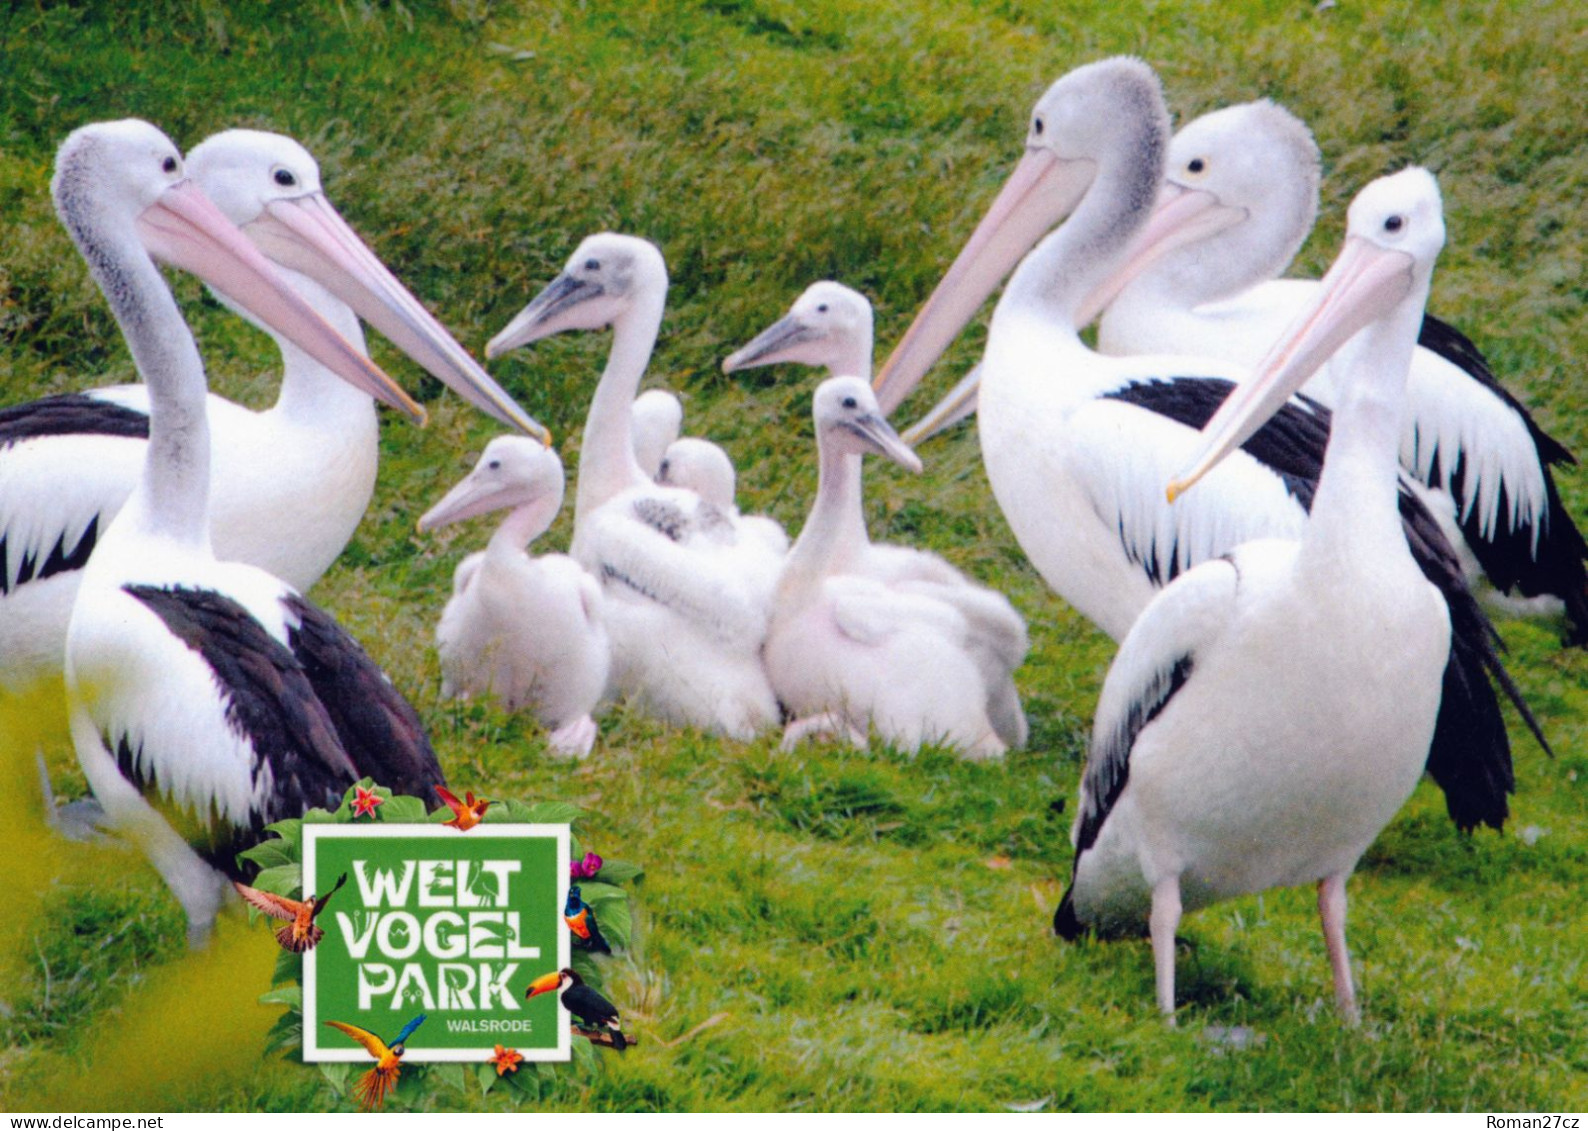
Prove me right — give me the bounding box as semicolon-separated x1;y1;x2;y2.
1416;314;1588;643
1056;653;1194;941
122;584;358;878
1104;376;1329;511
283;594;446;801
0;393;150;447
1109;374;1542;830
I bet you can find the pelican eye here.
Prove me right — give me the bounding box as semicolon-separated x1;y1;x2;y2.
488;459;502;470
585;258;601;271
161;156;178;174
817;303;829;314
273;168;297;187
1188;157;1205;174
1384;215;1404;233
1033;116;1044;137
841;396;858;409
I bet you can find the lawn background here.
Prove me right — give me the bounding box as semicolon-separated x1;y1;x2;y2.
0;0;1584;1112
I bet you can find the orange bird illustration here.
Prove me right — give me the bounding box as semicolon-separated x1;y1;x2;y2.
233;872;349;952
436;785;490;831
324;1014;427;1110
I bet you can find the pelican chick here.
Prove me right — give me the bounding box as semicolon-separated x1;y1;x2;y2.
488;234;781;739
420;437;608;757
768;378;1025;758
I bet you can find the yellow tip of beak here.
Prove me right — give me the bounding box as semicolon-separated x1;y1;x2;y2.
1165;480;1188;504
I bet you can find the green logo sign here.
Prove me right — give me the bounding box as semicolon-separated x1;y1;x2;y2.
302;823;570;1062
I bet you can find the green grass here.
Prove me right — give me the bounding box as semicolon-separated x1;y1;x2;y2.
2;0;1586;1113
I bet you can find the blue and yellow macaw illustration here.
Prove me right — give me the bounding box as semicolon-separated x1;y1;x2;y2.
324;1013;426;1110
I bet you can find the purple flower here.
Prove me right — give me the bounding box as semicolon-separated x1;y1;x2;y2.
570;851;604;880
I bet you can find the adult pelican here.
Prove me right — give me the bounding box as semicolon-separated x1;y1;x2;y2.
419;436;609;757
54;120;444;943
1;129;547;697
1058;168;1450;1024
1088;101;1588;639
767;377;1025;757
872;57;1538;832
488;234;782;739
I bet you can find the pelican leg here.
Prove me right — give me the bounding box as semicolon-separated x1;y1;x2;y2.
547;716;598;759
37;748;108;842
1150;875;1182;1021
1318;873;1359;1025
780;712;868;752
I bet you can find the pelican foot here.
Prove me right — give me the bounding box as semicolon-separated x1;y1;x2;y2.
780;713;868;752
547;716;598;759
38;750;109;842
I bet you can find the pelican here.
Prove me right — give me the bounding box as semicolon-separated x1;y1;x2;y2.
657;438;789;556
487;234;781;739
419;436;609;758
55;120;445;943
725;281;1030;745
767;378;1025;757
1089;101;1588;639
872;58;1538;832
0;129;547;698
630;387;683;477
1059;168;1451;1024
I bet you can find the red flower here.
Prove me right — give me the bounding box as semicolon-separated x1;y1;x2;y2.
351;785;384;819
490;1045;523;1076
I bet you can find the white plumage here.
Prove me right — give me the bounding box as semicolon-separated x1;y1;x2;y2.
0;129;544;698
1059;168;1452;1023
54;120;443;944
1092;101;1587;633
766;378;1026;757
420;436;609;758
487;233;783;739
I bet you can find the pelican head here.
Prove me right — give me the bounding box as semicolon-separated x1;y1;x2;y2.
631;388;684;476
873;57;1166;411
1169;167;1444;500
1080;100;1322;322
186;129;548;441
418;434;565;532
488;233;668;357
52;120;423;423
723;281;874;376
815;377;922;473
657;437;737;508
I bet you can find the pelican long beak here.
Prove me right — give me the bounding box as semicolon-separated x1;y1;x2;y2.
872;147;1092;414
722;314;818;373
1074;183;1250;326
1166;236;1414;502
418;470;536;532
848;412;923;473
242;192;549;442
525;971;562;999
486;274;603;359
136;180;425;424
901;364;982;446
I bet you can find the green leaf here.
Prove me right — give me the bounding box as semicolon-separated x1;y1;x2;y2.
271;947;301;988
518;800;583;825
576;881;626;904
251;863;303;899
430;1062;467;1095
236;837;295;871
593;899;631;948
262;818;304;854
477;1062;498;1095
259;985;302;1009
301;807;338;825
570;950;603;987
318;1062;353;1093
379;794;429;823
570;1033;598;1075
264;1011;302;1058
593;859;643;884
